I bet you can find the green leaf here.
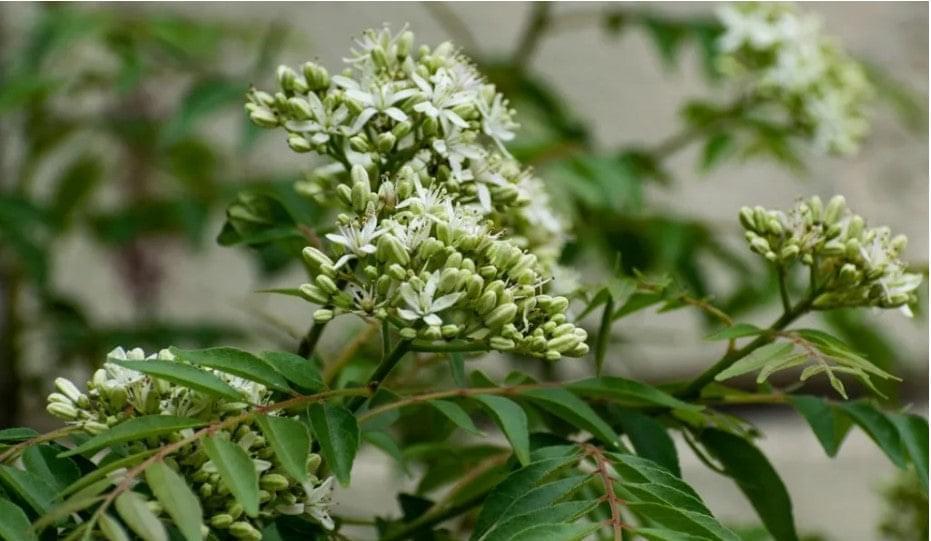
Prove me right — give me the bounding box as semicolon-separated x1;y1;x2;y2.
482;501;597;541
449;352;467;387
363;431;406;471
22;445;80;492
114;491;168;541
308;402;359;487
430;400;483;436
0;465;57;515
0;428;38;444
704;323;763;341
109;359;244;401
99;513;130;541
506;522;600;541
471;453;582;539
60;416;203;457
473;395;531;466
613;409;680;476
161;78;244;145
700;429;799;541
0;499;36;541
521;388;619;446
714;342;795;382
171;346;292;393
255;415;311;483
51;154;102;227
568;377;700;411
145;461;204;541
61;449;157;498
888;413;928;491
203;436;260;517
787;395;851;457
260;351;324;391
837;402;907;468
700;132;735;172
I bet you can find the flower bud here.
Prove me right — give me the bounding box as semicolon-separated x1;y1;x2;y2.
439;267;459;292
260;473;291;491
277;65;307;94
83;421;109;435
485;303;518;329
399;327;417;340
302;62;330;90
315;274;339;295
545;350;561;362
466;274;485;299
824;195;846;224
313;309;334;323
229;521;262;541
821;240;845;256
547;296;570;315
377;234;410;266
392;121;413;140
441;324;460;338
397;31;414;57
547;333;581;353
489;337;515;351
476;291;498;315
300;283;330;305
303;247;334;270
349;134;371;153
249;107;278;128
288;135;312;153
780;244;800;261
210;514;234;529
55;378;84;404
738;207;756;230
749;236;770;255
388;264;407;281
376;132;397;153
846;215;864;240
335;184;353;206
47;402;78;420
227;502;244;520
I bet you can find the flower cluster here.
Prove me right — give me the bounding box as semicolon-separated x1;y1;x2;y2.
740;196;922;316
246;27;587;359
46;347;334;539
717;3;874;155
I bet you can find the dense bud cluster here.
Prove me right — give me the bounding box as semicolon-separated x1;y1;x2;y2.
47;347;335;538
247;27;587;359
740;196;921;315
717;3;874;155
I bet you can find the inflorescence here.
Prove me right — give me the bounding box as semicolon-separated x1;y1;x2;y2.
246;27;588;359
47;347;335;539
740;196;922;316
717;2;874;155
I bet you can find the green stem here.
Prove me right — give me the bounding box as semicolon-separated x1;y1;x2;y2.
409;340;489;353
595;297;615;375
347;340;412;412
297;321;327;359
678;295;814;399
777;265;792;313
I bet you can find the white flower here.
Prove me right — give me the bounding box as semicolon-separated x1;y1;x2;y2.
717;4;781;53
334;76;417;133
303;476;336;530
396;180;448;217
387;216;432;251
478;93;517;153
433;126;484;181
804;91;866;155
441;200;487;238
412;68;474;131
397;271;463;326
284;92;351;145
326;216;386;268
348;283;384;314
345;25;410;68
467;157;510;212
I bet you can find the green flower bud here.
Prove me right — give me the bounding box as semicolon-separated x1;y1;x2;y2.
846;215;864;240
300;283;330;305
229;521;262;541
392;121;413;140
288;135;312;153
552;323;575;337
749;236;770;255
377;234;410;266
227;502;244;520
485;303;518;329
780;244;800;261
303;247;334;270
260;473;291;491
738;207;756;230
399;327;417;340
891;234;908;255
376;132;397;153
388;264;407;281
547;333;581;353
288;97;312;119
466;274;485;299
808;196;824;222
397;30;414;57
547;296;570;314
314;309;334;323
821;240;845;256
83;421;109;435
47;392;72;405
315;274;339;295
441;324;460;338
349;134;371;153
545;350;561;361
479;265;497;279
302;62;330;90
199;483;214;498
47;401;78;420
439;267;459;292
249;107;278;128
336;184;353;206
55;378;85;405
306;454;322;474
422;115;438;136
568;343;590;357
477;291;498;315
489;336;515;351
839;263;861;286
824;195;846;224
210;514;234;529
421;325;443;340
351;182;370;213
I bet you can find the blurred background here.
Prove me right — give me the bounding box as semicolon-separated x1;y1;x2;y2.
0;3;927;540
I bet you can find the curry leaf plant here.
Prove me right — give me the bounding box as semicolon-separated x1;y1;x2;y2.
0;7;927;541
